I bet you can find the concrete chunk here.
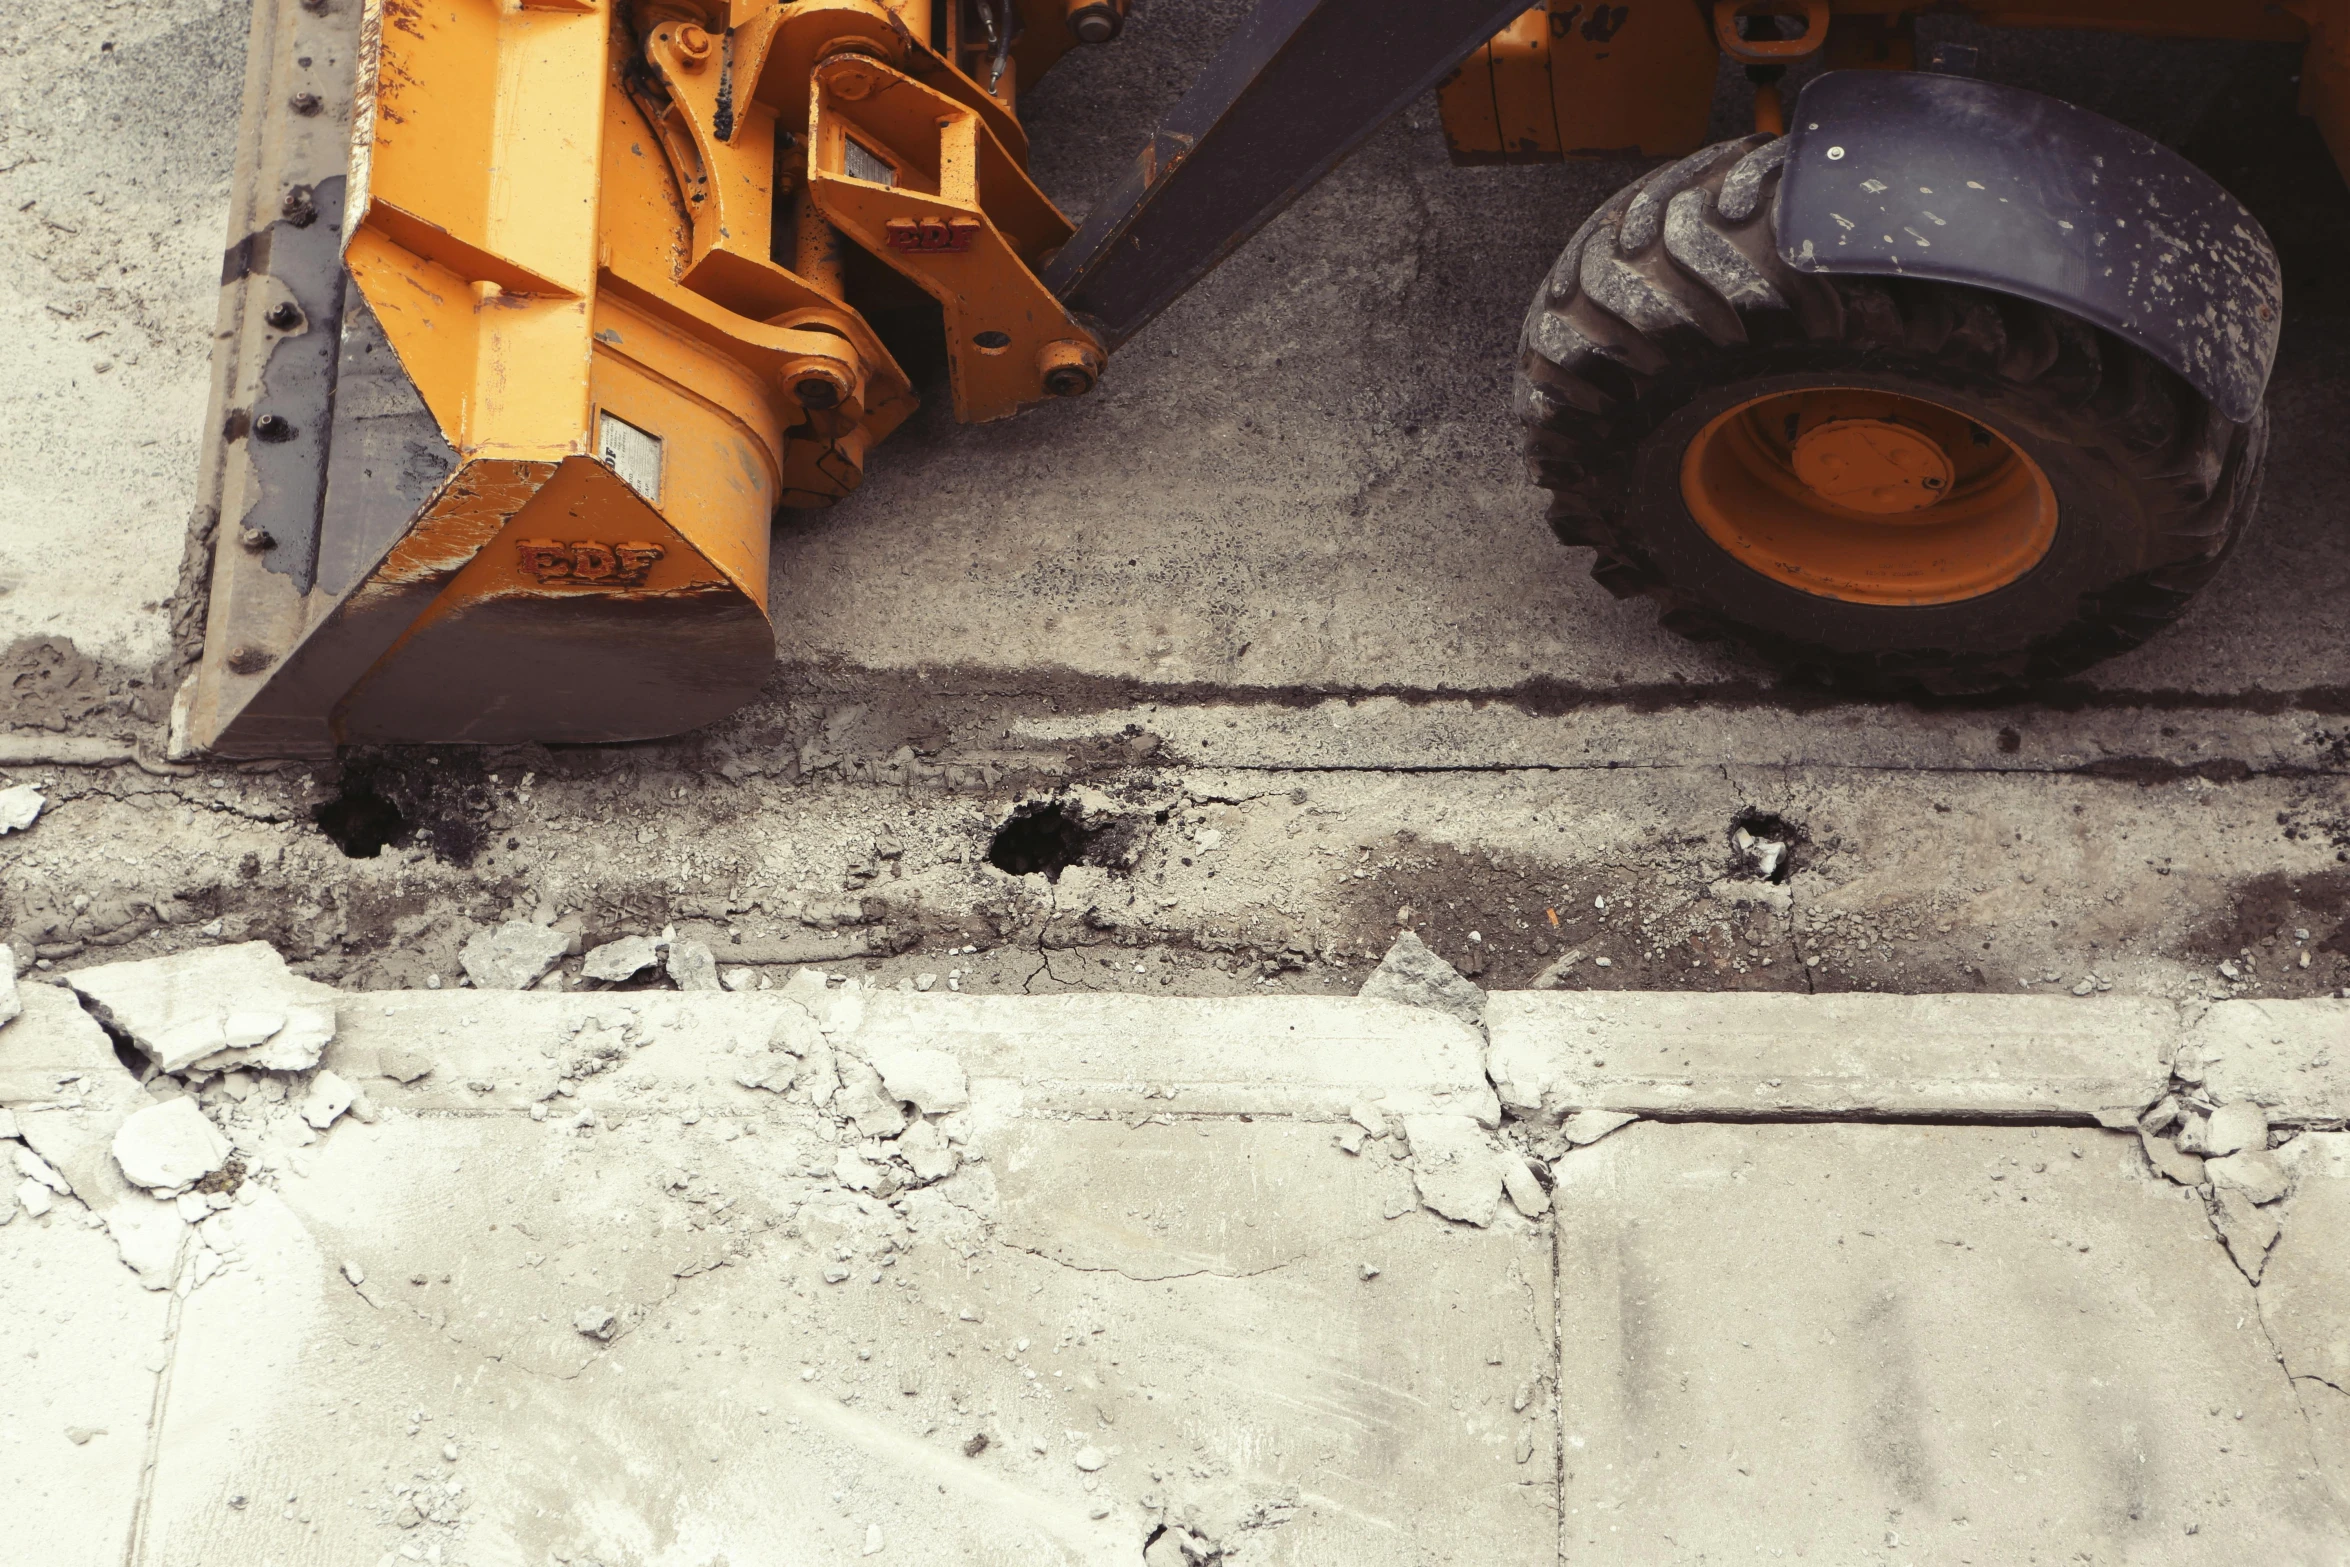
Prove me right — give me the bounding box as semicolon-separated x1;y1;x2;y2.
14;1143;69;1193
1562;1109;1636;1146
2139;1128;2206;1187
111;1098;230;1192
0;784;44;834
15;1176;52;1217
66;943;338;1074
867;1041;968;1114
2206;1148;2290;1205
0;945;19;1028
0;983;146;1111
833;1059;907;1138
300;1070;355;1131
892;1117;959;1184
1500;1153;1549;1217
581;935;661;983
1486;991;2172;1122
1402;1114;1502;1227
460;922;571;992
2186;1001;2350;1124
665;939;722;992
2203;1099;2269;1157
1358;931;1486;1028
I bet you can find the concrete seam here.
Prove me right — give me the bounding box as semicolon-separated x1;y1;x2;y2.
121;1228;195;1567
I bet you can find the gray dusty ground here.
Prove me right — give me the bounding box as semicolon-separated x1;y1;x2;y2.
6;4;2350;1014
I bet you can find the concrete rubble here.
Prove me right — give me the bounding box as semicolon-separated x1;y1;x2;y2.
3;950;2349;1561
2182;1002;2350;1126
110;1097;230;1191
0;783;43;835
458;919;573;991
65;941;337;1074
1357;930;1487;1027
581;933;662;983
666;935;724;991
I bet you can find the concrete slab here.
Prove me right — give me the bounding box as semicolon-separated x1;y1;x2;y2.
1551;1122;2350;1562
1486;992;2176;1125
2265;1132;2350;1506
322;989;1498;1123
0;1201;171;1567
2187;1002;2350;1125
125;986;1552;1565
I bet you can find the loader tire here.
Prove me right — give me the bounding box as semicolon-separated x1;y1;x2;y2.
1518;134;2268;694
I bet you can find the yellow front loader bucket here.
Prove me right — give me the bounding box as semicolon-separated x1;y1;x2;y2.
182;0;1101;756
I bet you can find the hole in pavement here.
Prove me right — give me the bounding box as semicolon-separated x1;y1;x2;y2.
985;798;1148;882
1728;808;1804;884
314;782;408;858
987;800;1098;881
311;749;495;865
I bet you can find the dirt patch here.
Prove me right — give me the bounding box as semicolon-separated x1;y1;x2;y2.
2179;868;2350;995
1333;835;1807;992
1;636;151;733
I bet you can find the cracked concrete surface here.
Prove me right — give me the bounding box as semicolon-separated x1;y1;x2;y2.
9;975;2350;1564
10;0;2350;1562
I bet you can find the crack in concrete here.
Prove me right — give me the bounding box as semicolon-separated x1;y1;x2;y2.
2238;1261;2337;1487
119;1230;194;1567
987;1235;1304;1285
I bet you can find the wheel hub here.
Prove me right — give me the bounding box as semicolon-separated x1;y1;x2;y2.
1678;387;2059;606
1789;418;1954;515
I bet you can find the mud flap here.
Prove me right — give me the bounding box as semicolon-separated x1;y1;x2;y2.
1776;71;2282;424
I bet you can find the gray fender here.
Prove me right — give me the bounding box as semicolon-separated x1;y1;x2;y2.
1776;71;2281;424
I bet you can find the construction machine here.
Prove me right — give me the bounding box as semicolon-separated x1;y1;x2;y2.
180;0;2342;755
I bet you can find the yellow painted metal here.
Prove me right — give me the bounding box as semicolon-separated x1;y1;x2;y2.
355;0;602;457
1438;0;1721;163
188;0;1109;754
1680;389;2060;607
1441;0;2323;164
805;54;1101;422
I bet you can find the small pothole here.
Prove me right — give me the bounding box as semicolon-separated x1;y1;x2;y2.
1728;808;1804;884
310;750;493;865
313;782;408;859
986;799;1145;882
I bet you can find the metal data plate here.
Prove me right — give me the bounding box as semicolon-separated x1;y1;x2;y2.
1777;71;2282;425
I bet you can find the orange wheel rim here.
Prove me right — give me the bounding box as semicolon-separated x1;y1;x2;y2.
1679;388;2059;605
